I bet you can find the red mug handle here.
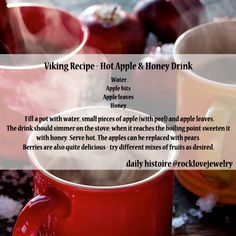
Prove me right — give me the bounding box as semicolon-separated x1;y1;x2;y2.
13;189;70;235
13;194;53;235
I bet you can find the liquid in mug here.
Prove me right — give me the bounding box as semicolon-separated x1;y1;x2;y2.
49;169;157;186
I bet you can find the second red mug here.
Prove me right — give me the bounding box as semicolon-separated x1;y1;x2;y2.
13;107;177;236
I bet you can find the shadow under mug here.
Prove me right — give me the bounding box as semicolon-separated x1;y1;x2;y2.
13;107;177;236
174;20;236;204
0;3;87;162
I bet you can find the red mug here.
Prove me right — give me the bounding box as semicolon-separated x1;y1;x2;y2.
13;169;174;235
0;3;87;162
13;169;174;236
13;107;176;236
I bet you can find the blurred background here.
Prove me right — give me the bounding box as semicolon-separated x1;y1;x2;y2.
7;0;236;20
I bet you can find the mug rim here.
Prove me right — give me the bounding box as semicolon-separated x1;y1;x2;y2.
0;2;88;70
27;106;179;190
174;20;236;89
